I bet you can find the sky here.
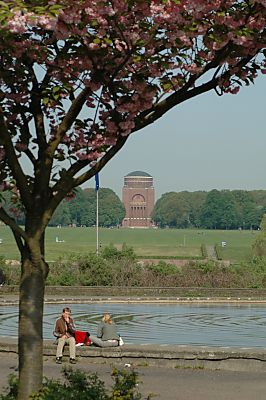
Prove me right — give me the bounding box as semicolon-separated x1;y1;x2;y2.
84;74;266;200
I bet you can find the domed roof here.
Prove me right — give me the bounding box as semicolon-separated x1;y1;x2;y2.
126;171;152;177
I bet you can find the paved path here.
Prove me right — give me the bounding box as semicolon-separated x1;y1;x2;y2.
1;353;266;400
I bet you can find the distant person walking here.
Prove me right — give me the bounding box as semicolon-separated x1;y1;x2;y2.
53;307;76;364
90;313;119;347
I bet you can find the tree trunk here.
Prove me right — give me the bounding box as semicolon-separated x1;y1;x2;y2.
18;256;46;400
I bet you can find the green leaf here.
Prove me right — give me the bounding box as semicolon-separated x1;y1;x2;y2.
104;37;112;45
49;4;65;11
52;86;61;93
133;55;142;62
162;82;172;90
0;1;10;10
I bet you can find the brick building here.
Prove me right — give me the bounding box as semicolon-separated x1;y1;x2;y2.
122;171;155;228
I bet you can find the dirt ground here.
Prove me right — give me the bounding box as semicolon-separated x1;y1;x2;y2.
1;352;266;400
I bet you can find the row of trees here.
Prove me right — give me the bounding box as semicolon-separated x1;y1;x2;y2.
51;187;125;227
2;186;126;227
3;187;266;229
152;189;266;230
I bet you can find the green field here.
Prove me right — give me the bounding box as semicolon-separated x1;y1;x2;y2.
0;226;258;262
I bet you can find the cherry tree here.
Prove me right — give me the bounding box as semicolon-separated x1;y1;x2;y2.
0;0;266;398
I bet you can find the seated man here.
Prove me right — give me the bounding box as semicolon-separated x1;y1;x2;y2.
54;307;76;364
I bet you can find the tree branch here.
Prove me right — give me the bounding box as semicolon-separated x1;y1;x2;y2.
0;108;32;209
0;207;28;242
73;135;128;187
47;87;88;156
44;134;129;221
32;87;89;202
39;40;73;92
42;51;257;220
30;66;47;151
135;53;256;132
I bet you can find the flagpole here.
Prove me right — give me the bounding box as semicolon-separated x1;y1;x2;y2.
95;173;99;256
96;187;99;256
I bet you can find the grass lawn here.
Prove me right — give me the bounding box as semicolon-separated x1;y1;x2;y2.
0;225;257;262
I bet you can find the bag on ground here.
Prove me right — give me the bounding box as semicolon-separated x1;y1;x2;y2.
75;330;91;346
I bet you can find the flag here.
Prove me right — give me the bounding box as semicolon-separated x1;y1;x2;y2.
95;173;99;191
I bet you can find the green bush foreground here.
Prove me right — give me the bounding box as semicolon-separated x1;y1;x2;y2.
0;367;152;400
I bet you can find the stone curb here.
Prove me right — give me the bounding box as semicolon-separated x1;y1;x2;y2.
1;338;266;372
3;285;266;299
2;296;266;306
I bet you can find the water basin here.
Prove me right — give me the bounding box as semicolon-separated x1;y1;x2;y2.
1;303;266;347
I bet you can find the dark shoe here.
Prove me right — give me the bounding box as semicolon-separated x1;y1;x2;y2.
70;358;76;364
56;357;62;364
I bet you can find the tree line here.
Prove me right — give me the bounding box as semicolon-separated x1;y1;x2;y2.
152;189;266;230
1;187;125;227
3;187;266;230
50;188;126;227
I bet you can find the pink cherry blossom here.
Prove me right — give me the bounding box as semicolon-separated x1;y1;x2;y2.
0;0;265;184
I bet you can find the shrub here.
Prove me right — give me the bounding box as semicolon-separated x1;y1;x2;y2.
120;243;137;261
101;243;136;261
250;256;266;272
214;244;223;260
200;244;208;258
0;368;151;400
100;244;121;260
5;245;266;289
48;248;140;286
252;214;266;257
0;375;18;400
0;255;5;269
147;261;178;276
47;253;113;286
1;262;20;285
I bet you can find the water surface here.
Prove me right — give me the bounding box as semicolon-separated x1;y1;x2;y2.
1;303;266;347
